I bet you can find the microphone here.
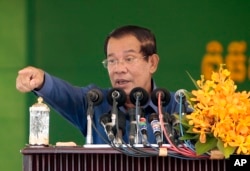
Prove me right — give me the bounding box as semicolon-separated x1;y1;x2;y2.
86;88;103;144
113;110;126;145
174;89;187;104
149;113;163;147
163;113;176;144
107;88;126;128
169;114;181;144
152;88;176;145
100;113;115;141
173;89;190;144
174;89;191;114
129;87;149;145
107;88;126;107
87;88;103;105
151;88;171;106
129;87;149;106
139;116;148;146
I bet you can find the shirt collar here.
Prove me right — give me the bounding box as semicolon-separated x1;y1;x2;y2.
143;79;158;112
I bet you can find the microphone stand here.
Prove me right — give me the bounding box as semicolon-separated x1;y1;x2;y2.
114;111;125;146
135;95;141;144
128;108;137;145
111;94;122;146
86;97;94;144
106;88;126;146
135;96;148;146
129;87;149;145
111;97;118;127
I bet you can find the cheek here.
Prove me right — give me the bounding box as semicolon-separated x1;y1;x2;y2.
108;70;116;85
132;68;150;83
134;65;150;76
108;70;113;79
108;69;112;75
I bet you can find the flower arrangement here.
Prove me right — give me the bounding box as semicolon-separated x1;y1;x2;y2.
179;64;250;158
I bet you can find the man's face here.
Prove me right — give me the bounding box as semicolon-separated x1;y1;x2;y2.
106;35;158;96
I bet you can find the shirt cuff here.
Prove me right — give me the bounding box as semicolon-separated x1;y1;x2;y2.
33;72;53;96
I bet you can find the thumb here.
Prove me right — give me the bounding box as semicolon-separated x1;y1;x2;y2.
29;73;44;90
30;78;37;89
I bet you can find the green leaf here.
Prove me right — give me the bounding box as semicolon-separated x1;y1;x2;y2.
195;135;217;155
179;133;199;140
185;127;195;133
177;114;192;128
186;71;199;89
182;88;196;109
217;139;236;159
180;121;191;128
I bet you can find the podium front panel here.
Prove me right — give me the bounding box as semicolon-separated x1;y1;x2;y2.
21;147;227;171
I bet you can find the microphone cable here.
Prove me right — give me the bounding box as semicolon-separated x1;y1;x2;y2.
175;89;200;153
92;113;143;156
157;91;209;159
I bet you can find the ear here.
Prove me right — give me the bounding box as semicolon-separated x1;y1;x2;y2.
149;54;159;74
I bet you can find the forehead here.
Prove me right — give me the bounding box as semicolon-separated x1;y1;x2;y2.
107;35;141;57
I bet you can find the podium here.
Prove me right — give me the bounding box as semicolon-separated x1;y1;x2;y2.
21;146;228;171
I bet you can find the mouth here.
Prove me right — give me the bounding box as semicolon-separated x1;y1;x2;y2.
115;79;130;86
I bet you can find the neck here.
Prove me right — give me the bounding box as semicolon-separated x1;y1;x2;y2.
124;96;135;110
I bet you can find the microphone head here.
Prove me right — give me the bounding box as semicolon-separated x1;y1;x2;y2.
148;113;159;123
99;113;111;125
151;88;171;106
107;88;126;107
174;89;187;104
129;87;149;106
87;88;103;105
113;110;126;135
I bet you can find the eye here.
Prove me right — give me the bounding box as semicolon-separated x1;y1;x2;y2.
124;56;135;63
107;58;117;65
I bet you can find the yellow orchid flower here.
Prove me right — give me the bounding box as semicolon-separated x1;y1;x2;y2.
183;64;250;156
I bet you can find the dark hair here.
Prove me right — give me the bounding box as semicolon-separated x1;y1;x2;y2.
104;25;157;58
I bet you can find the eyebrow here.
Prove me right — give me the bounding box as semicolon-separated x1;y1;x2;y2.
107;49;139;58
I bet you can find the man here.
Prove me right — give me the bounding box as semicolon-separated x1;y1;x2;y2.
16;25;180;144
